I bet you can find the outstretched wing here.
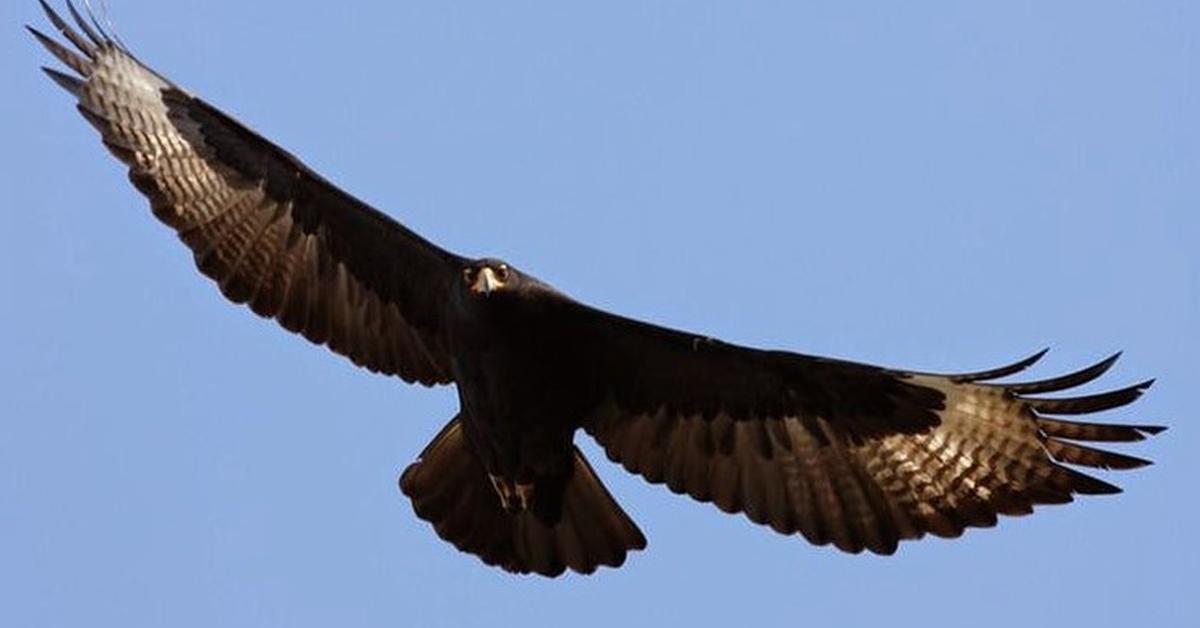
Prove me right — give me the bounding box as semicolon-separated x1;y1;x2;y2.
30;1;459;385
570;303;1163;554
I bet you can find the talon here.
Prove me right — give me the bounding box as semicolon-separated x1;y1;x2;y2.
489;474;516;511
515;482;534;511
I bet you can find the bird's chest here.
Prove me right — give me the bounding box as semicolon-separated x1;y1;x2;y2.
448;299;591;435
454;330;572;426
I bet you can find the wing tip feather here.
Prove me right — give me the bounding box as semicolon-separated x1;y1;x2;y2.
40;65;83;95
67;0;107;48
1069;472;1123;496
950;348;1049;383
1024;381;1151;416
28;20;93;77
1003;352;1124;394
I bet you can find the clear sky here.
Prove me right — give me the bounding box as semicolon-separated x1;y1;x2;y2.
2;1;1196;626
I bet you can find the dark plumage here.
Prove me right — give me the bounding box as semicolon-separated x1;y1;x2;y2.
32;1;1165;577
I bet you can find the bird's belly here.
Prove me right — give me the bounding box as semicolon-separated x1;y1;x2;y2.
453;349;583;480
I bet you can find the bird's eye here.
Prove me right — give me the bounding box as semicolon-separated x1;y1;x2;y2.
497;264;510;281
462;268;475;282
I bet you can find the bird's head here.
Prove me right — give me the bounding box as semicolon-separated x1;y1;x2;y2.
462;258;518;297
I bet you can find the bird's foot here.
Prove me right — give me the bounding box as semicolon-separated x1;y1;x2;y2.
489;473;515;512
488;474;534;512
515;482;534;511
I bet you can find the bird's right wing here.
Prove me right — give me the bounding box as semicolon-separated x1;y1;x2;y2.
31;1;459;385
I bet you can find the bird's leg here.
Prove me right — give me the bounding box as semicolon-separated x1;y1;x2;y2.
488;473;518;512
515;482;535;511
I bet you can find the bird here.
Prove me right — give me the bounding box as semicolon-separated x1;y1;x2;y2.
30;1;1164;577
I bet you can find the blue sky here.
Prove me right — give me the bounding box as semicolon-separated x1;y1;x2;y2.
2;1;1196;626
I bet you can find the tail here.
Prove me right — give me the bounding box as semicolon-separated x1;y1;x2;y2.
400;417;646;577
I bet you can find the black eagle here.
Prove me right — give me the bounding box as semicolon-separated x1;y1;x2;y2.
30;1;1164;577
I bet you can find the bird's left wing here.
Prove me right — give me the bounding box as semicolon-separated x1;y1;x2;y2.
562;300;1163;555
30;1;460;385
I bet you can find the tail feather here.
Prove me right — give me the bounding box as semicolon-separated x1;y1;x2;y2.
400;417;646;577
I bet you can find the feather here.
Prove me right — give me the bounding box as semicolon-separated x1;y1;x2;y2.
1025;380;1154;415
68;0;106;48
27;26;92;76
949;348;1048;383
40;66;83;95
1002;352;1122;394
1036;417;1165;442
1044;439;1153;470
38;1;96;58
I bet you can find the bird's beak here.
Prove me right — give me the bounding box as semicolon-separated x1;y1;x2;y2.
474;267;502;295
